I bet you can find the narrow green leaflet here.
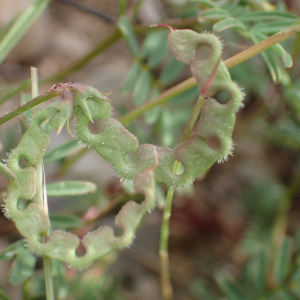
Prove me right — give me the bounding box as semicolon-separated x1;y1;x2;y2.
239;11;298;22
43;139;82;164
274;238;292;285
213;17;247;33
0;0;51;64
254;32;293;68
159;56;185;86
133;69;151;105
46;180;97;197
251;20;296;35
117;16;139;56
50;214;83;230
9;249;36;285
0;162;16;181
120;60;141;95
141;30;170;68
250;32;282;83
202;8;230;19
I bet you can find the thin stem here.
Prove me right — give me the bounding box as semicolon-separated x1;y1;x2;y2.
120;20;300;125
159;95;205;300
160;188;175;300
0;90;59;125
31;67;54;300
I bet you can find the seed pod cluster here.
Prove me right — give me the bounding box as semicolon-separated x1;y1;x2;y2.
3;29;243;269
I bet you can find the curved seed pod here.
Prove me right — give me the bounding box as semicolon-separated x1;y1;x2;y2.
76;28;244;188
4;27;244;268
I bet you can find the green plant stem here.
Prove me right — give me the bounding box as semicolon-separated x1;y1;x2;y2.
0;91;59;125
120;20;300;125
31;67;54;300
159;95;205;300
160;187;175;300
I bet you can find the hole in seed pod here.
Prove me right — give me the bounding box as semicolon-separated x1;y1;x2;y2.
195;44;211;61
213;90;230;104
19;157;30;169
206;136;220;150
17;198;30;211
172;161;184;175
125;151;139;168
88;119;105;134
75;241;87;257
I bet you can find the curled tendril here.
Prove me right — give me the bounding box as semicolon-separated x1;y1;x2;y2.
3;28;243;269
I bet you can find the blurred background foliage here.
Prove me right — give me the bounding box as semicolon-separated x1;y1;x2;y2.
0;0;300;299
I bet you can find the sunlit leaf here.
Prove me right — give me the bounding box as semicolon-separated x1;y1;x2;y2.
117;16;139;56
46;180;97;197
50;214;83;230
213;17;247;33
43;139;82;164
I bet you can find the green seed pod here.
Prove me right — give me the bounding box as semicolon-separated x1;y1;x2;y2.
3;27;243;269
